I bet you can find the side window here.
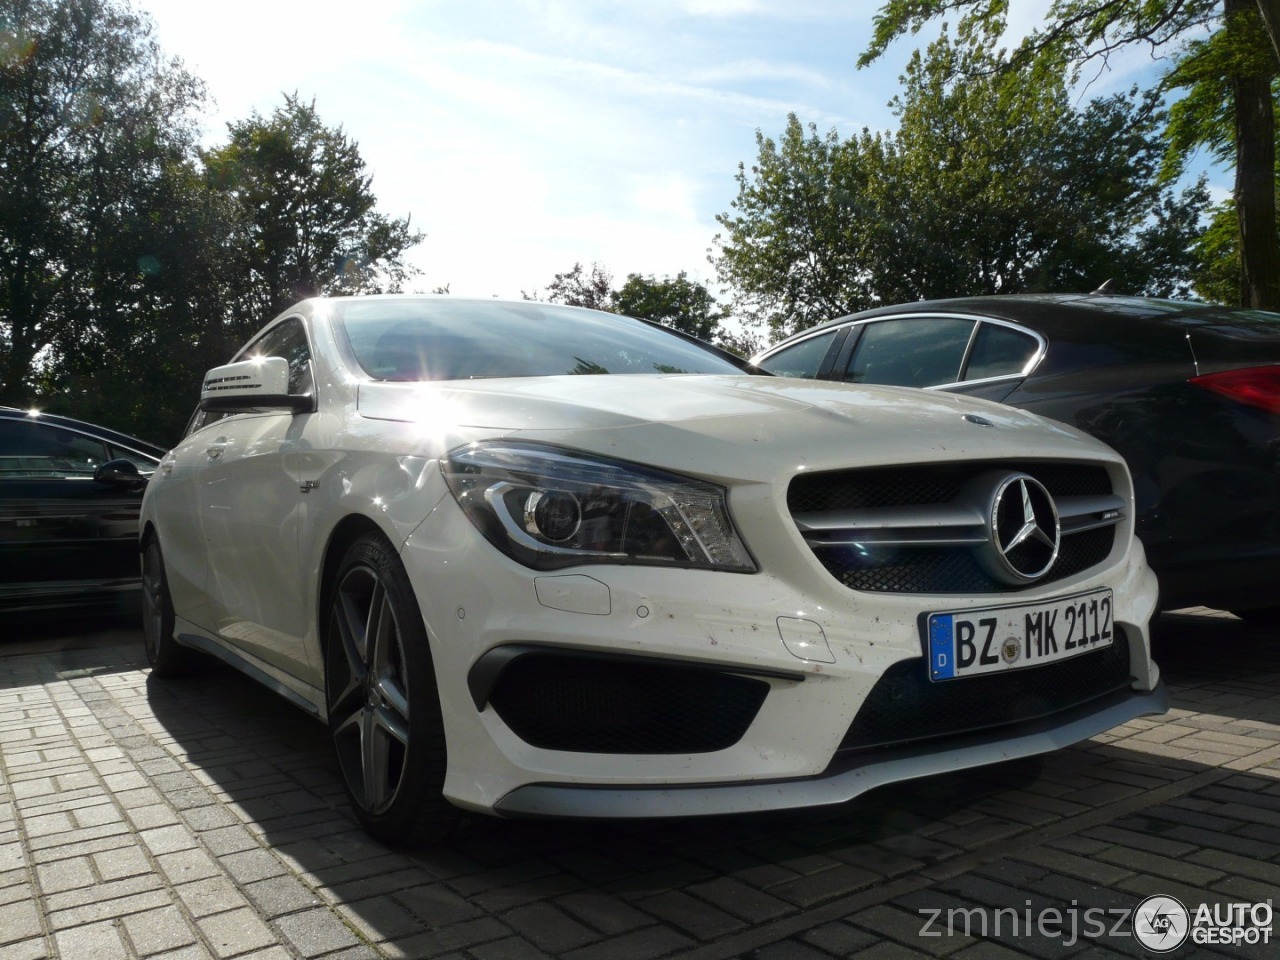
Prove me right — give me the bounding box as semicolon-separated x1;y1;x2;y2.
963;323;1040;381
757;330;840;379
107;444;160;471
839;318;974;388
244;318;313;395
0;419;110;478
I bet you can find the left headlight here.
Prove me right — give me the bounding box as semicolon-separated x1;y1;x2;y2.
442;441;756;573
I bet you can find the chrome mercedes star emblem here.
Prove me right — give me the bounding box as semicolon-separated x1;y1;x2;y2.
983;474;1061;584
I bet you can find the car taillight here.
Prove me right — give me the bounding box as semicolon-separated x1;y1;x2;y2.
1189;366;1280;415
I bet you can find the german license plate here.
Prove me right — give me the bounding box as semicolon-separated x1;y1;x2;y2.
926;588;1114;681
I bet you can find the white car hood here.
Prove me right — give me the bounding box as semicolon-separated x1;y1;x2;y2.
356;375;1114;479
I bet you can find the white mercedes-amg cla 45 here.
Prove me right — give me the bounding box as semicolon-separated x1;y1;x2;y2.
140;296;1166;844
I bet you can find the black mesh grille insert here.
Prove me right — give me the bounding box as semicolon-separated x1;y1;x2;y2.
789;461;1116;594
788;461;1113;513
838;630;1133;755
488;653;769;754
816;526;1115;594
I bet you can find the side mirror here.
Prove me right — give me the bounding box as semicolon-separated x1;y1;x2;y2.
93;458;145;487
199;356;315;414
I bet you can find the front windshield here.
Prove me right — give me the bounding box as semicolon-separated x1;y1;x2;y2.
332;298;743;381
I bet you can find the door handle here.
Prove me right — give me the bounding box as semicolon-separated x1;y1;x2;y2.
205;441;227;460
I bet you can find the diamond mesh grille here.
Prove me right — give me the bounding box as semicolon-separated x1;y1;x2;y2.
789;461;1116;594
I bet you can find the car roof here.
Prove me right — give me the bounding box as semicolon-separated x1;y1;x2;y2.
0;406;166;460
793;293;1280;338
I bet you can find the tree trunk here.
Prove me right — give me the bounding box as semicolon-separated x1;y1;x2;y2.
1257;0;1280;68
1229;0;1280;309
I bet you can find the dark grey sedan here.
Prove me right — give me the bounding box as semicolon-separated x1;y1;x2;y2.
752;294;1280;620
0;407;164;614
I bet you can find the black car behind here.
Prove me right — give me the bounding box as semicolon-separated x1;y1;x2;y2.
0;407;165;615
753;294;1280;619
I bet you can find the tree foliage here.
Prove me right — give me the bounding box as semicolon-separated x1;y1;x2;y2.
714;32;1207;340
524;260;615;310
528;263;732;349
861;0;1280;309
0;0;207;426
0;4;424;443
204;94;422;338
612;271;723;341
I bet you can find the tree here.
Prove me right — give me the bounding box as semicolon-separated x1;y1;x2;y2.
0;0;208;413
861;0;1280;310
712;118;888;337
204;94;422;336
714;32;1206;340
611;271;723;341
880;31;1207;300
524;261;614;310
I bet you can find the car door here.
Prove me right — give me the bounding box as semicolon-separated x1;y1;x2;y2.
0;416;151;607
196;317;318;677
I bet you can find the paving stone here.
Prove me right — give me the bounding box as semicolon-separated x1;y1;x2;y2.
175;877;250;919
196;906;277;958
122;905;199;955
274;906;363;955
553;891;651;936
1091;847;1226;887
334;896;427;943
685;876;793;923
635;889;745;940
53;919;129;960
801;920;882;957
558;925;694;960
0;899;42;945
34;856;94;894
853;904;977;956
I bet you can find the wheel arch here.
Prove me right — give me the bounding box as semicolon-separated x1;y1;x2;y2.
317;514;397;656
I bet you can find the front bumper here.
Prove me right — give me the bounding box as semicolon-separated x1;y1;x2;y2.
402;492;1163;818
495;682;1169;818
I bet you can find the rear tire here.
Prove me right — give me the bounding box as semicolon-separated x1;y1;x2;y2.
141;537;197;677
324;533;461;845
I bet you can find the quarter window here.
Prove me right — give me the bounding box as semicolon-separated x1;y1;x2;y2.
963;323;1040;381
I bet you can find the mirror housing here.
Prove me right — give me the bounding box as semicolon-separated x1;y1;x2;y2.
199;357;315;414
93;458;146;487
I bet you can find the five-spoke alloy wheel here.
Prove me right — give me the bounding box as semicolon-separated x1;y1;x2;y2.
324;533;457;844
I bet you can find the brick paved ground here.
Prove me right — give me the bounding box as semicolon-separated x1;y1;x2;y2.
1;608;1276;959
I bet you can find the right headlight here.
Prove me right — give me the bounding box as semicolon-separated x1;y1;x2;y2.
442;441;756;573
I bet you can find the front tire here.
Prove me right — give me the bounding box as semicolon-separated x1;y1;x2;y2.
324;533;460;845
141;536;197;677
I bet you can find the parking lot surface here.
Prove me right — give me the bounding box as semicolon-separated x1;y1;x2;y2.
1;609;1277;959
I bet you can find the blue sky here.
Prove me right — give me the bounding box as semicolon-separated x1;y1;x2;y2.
136;0;1223;303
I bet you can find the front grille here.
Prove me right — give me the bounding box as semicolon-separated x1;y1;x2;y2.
789;460;1118;594
817;526;1114;594
488;653;769;754
837;630;1133;755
